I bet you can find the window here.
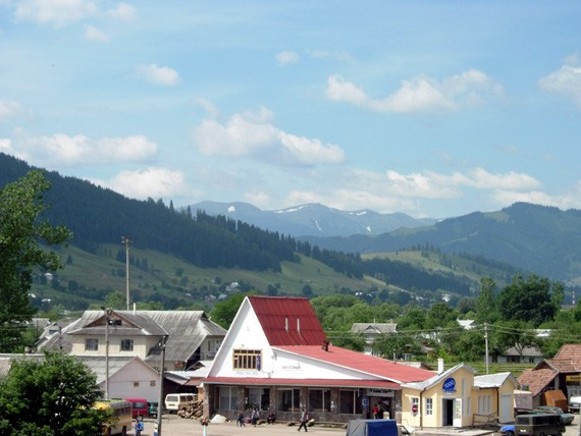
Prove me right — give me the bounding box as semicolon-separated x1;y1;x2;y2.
309;389;331;412
478;395;492;414
339;390;362;414
425;398;433;415
120;339;134;351
248;387;270;410
278;388;300;412
411;397;419;414
85;338;98;351
219;386;240;410
233;349;262;370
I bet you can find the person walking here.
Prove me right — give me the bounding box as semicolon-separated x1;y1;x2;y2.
251;407;260;426
237;410;246;427
297;408;309;432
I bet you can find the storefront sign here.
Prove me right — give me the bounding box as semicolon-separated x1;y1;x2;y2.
367;389;394;397
443;377;456;392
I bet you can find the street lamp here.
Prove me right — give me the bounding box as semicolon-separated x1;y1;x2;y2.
101;306;113;400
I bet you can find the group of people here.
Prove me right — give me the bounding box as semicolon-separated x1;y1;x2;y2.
236;408;276;427
235;408;309;431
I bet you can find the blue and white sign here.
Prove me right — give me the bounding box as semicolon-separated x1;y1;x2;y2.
443;377;456;392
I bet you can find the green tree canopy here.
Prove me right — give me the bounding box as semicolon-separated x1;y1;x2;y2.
209;291;258;329
0;352;105;435
497;274;563;326
0;170;71;352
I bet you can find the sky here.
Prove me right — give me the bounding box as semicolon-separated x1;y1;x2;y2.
1;1;581;219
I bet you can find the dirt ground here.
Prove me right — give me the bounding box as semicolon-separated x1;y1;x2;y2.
130;414;346;435
129;414;581;436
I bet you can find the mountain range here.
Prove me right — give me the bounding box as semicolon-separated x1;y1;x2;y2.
2;151;581;309
189;200;581;285
188;201;437;237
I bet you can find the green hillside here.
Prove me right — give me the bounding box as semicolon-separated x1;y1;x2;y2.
30;244;375;311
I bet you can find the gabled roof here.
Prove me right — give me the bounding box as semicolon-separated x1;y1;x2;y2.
542;359;578;373
247;296;327;346
76;355;155;385
517;368;558;396
275;344;435;383
554;344;581;371
351;323;397;334
475;372;517;389
402;363;475;390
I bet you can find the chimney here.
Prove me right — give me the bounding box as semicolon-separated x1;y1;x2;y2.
437;358;444;374
297;318;301;335
322;340;330;352
285;317;289;332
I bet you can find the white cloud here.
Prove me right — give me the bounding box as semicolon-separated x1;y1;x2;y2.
96;167;185;199
276;51;299;65
192;106;344;166
539;57;581;108
14;0;97;26
194;98;220;118
137;64;180;87
84;24;109;42
0;99;21;120
8;130;157;166
277;132;344;165
107;2;135;21
326;69;504;113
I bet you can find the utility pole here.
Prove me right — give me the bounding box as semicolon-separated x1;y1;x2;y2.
101;306;113;400
484;322;490;374
155;335;168;436
121;236;131;310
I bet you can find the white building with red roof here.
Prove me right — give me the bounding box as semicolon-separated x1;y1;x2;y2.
203;296;435;423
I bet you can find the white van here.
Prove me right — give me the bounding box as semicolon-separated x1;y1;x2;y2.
164;393;196;413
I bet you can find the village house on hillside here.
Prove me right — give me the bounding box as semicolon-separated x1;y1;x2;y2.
203;296;517;426
38;310;227;401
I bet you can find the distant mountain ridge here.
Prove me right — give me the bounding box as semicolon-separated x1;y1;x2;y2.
189;201;437;237
302;203;581;284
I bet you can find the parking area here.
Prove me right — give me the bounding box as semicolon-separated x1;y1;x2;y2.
128;414;581;436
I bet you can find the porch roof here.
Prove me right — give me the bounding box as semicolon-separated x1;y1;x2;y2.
203;376;400;389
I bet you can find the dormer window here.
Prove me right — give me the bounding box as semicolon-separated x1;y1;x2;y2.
233;349;261;370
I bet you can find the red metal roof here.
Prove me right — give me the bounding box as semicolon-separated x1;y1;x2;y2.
203;376;400;389
275;345;435;383
247;296;327;346
517;368;558;396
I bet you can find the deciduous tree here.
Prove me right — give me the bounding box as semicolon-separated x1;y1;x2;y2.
0;352;105;435
0;171;71;352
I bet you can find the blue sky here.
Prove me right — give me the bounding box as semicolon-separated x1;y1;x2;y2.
1;1;580;219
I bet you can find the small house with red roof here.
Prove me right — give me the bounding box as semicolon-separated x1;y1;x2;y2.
517;343;581;408
203;296;438;423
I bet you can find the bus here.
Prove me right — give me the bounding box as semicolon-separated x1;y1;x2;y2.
94;399;133;436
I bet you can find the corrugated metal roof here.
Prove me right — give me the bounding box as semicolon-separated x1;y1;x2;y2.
248;296;327;346
518;368;558;396
203;376;400;389
275;344;435;383
402;363;473;390
39;310;226;364
474;372;517;388
351;323;397;334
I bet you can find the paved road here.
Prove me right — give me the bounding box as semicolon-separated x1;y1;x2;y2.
129;414;581;436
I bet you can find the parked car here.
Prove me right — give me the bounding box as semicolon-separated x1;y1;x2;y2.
500;424;516;436
148;401;159;418
569;395;581;411
533;406;574;425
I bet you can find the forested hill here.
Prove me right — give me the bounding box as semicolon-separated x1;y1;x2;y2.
303;203;581;282
0;153;296;272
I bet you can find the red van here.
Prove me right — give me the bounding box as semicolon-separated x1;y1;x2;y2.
125;397;149;419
